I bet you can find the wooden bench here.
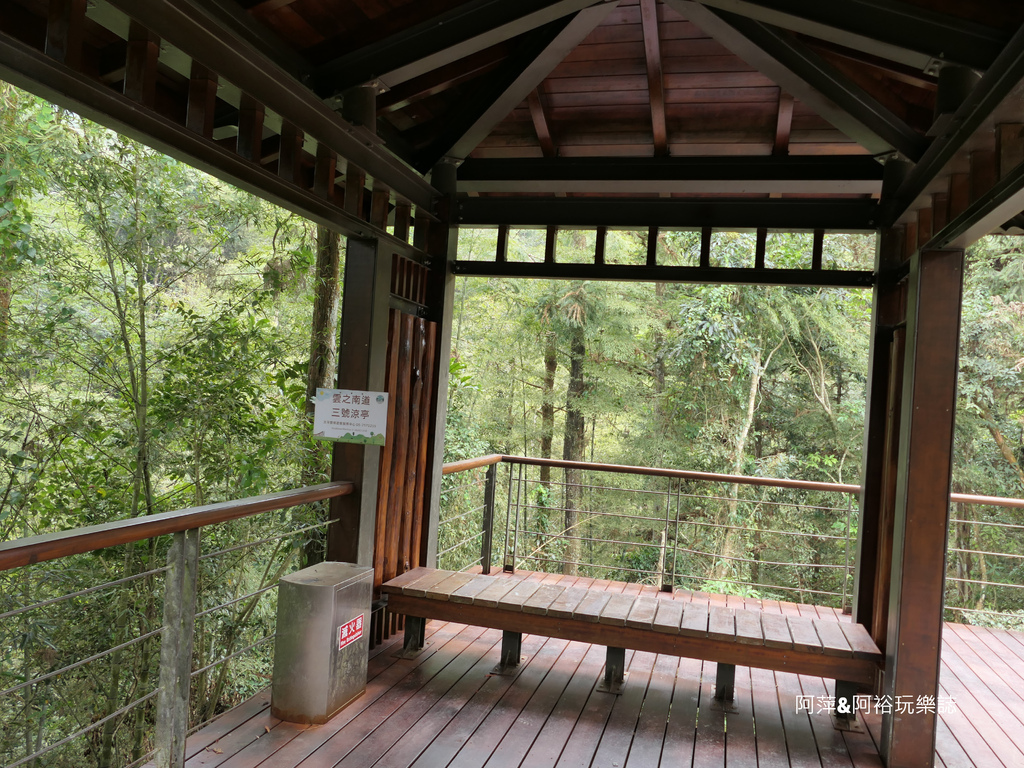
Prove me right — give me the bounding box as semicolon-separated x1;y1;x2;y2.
382;568;883;721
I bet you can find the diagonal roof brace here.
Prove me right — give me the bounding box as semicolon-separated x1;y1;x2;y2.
311;0;613;98
672;1;930;162
689;0;1008;72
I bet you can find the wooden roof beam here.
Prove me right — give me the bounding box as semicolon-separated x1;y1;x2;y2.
528;89;557;158
311;0;611;97
672;1;928;162
639;0;668;156
457;155;883;195
688;0;1007;72
414;2;619;173
458;196;878;230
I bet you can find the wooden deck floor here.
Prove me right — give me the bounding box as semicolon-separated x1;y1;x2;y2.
170;572;1024;768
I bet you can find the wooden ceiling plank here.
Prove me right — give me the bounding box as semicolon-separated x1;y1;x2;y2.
671;1;927;161
311;0;607;97
45;0;85;68
639;0;668;156
690;0;1008;72
415;2;620;171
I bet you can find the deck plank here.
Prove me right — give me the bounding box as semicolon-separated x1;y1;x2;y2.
598;592;636;626
652;598;684;634
425;571;477;599
547;586;589;619
588;650;657;767
572;590;613;622
734;608;763;646
762;612;793;649
691;660;726;768
724;662;758;768
789;616;824;653
813;618;853;657
679;602;709;637
623;653;679;768
625;595;659;629
522;583;568;615
449;575;497;604
707;606;735;642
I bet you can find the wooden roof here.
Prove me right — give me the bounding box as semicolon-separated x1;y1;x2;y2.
2;0;1024;242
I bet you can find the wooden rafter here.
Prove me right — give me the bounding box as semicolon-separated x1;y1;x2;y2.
673;0;928;161
413;2;619;171
639;0;668;156
528;89;557;158
773;90;794;156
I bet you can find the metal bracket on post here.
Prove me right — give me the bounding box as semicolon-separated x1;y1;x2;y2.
491;630;524;675
155;528;200;768
481;463;496;575
832;680;865;732
597;646;627;694
712;662;738;712
398;615;427;658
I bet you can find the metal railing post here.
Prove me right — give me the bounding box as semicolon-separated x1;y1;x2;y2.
481;464;497;574
155;528;200;768
660;479;673;592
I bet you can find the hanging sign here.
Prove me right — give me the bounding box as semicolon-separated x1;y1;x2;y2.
312;388;388;445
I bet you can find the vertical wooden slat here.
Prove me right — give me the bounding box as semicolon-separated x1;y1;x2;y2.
370;187;390;230
496;225;509;262
902;221;918;259
932;190;949;233
186;63;218;139
917;207;933;247
45;0;85;67
646;226;658;266
278;121;303;185
237;94;265;163
773;91;794;156
811;229;824;271
700;227;712;268
969;149;997;203
394;203;412;243
413;212;430;251
949;172;970;219
882;247;965;767
344;166;367;219
313;144;337;200
997;123;1024;178
414;321;438;570
544;226;557;264
124;21;159;107
384;315;414;582
595;226;607;265
373;310;401;590
401;319;428;572
754;228;767;269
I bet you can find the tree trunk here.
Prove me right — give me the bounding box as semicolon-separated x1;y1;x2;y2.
562;325;586;575
540;332;556;486
302;225;341;565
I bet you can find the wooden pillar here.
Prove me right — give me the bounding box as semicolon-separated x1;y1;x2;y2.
881;247;964;768
327;237;392;565
853;227;906;648
421;159;458;568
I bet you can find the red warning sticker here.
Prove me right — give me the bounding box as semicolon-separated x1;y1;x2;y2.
338;614;364;651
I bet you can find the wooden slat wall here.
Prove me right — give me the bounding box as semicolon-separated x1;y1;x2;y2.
371;307;438;644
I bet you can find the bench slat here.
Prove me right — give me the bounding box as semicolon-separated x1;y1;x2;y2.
814;618;853;657
626;596;660;629
496;578;544;611
599;593;637;626
679;602;709;637
653;600;684;634
425;572;476;600
734;608;763;646
449;575;497;604
523;584;567;615
382;567;433;592
761;612;793;649
838;620;881;660
573;590;613;622
708;606;736;641
473;576;529;608
401;569;457;597
548;587;589;619
787;616;823;653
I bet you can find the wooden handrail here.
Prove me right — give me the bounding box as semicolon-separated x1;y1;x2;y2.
441;453;503;475
443;454;1024;509
0;481;354;571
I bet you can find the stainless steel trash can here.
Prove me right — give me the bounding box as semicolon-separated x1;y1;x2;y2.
271;561;373;723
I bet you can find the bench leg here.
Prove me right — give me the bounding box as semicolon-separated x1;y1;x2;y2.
398;615;425;658
491;630;523;675
832;680;864;732
714;663;735;702
597;647;627;694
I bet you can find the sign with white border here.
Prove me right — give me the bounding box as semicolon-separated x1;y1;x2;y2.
313;388;388;445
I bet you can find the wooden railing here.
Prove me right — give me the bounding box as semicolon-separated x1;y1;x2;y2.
0;480;353;768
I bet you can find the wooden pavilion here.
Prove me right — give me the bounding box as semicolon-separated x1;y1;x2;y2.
2;1;1023;765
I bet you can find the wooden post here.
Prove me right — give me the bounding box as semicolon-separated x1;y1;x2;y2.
421;159;458;568
328;237;392;565
853;227;905;649
154;528;200;768
881;247;964;768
